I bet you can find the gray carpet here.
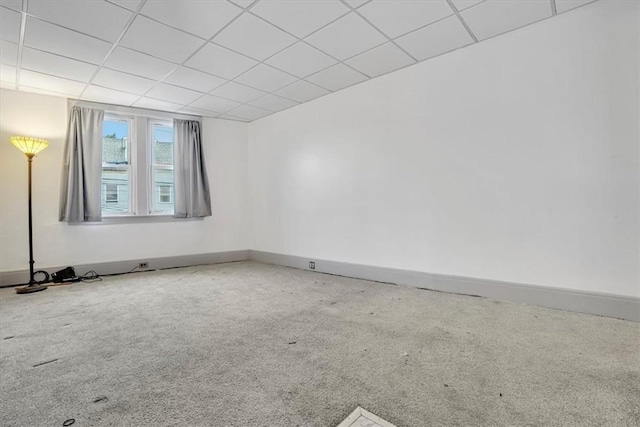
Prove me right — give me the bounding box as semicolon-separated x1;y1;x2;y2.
1;261;638;426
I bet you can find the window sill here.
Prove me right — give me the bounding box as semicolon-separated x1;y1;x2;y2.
69;215;203;225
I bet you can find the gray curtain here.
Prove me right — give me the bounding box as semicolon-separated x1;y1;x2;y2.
59;106;104;222
173;119;211;218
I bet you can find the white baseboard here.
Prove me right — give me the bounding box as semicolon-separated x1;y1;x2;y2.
0;250;250;287
3;249;637;322
249;250;640;323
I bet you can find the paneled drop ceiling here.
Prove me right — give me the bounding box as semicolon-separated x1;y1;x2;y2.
0;0;597;122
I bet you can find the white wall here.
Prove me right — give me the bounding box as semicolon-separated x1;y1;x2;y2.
0;89;250;272
248;1;640;298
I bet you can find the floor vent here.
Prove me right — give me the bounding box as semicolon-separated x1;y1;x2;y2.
336;406;397;427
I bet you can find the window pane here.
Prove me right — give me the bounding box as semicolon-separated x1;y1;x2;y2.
151;122;174;214
102;118;131;215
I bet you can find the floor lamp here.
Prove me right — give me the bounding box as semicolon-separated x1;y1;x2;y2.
11;136;49;294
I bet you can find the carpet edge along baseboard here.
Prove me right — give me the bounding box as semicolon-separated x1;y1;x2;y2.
250;250;640;323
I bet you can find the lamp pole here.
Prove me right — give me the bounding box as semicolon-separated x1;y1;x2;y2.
27;154;35;286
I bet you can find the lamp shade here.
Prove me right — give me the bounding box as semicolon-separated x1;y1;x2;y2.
10;136;49;156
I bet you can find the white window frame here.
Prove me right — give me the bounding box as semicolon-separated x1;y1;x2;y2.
68;100;201;224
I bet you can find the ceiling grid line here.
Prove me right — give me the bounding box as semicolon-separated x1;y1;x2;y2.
14;0;28;91
445;0;479;43
338;0;420;62
551;0;558;15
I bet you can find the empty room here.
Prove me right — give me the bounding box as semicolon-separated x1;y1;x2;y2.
0;0;638;426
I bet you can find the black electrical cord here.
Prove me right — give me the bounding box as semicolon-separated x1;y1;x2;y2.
81;270;102;283
0;269;103;289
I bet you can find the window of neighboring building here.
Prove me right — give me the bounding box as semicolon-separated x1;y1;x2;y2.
159;185;172;204
105;184;119;203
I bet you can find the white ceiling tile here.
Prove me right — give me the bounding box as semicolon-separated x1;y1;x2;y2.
28;0;132;42
19;69;86;96
177;106;220;117
251;0;349;38
248;94;298;112
266;42;337;78
132;97;184;112
120;15;203;63
0;40;18;65
164;67;227;93
451;0;485;11
1;7;22;43
395;15;473;60
146;83;202;105
104;46;176;80
306;63;368;91
4;0;595;110
0;1;22;12
234;63;298;92
305;13;386;61
210;81;266;103
226;104;271;121
190;94;241;114
0;63;16;84
345;42;415;77
92;68;155;95
141;0;241;39
358;0;453;39
229;0;255;8
555;0;596;13
461;0;552;41
24;18;112;65
185;43;257;79
345;0;369;8
82;85;141;105
21;48;98;82
108;0;142;11
213;13;296;61
274;79;329;103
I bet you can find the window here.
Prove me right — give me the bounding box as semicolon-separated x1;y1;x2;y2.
159;185;172;204
101;113;174;217
105;184;119;203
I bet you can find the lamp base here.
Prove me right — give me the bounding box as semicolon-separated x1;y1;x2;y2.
15;283;48;294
